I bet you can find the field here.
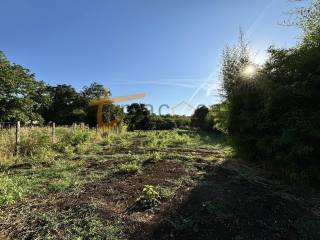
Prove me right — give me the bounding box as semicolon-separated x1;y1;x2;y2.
0;127;319;239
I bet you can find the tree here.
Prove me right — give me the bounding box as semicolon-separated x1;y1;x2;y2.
210;102;229;134
43;84;84;124
220;29;252;100
0;51;48;123
191;105;209;130
218;14;320;182
173;115;191;129
102;104;125;128
82;82;107;100
126;103;151;130
81;82;108;127
288;0;320;47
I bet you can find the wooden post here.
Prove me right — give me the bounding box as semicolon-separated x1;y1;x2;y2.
96;124;99;135
52;122;56;143
15;121;20;155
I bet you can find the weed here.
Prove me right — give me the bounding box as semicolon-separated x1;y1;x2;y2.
136;185;160;209
115;163;142;175
76;219;123;240
143;151;161;164
48;178;73;192
54;128;93;155
0;175;28;205
101;134;116;146
157;186;174;199
19;129;54;162
12;207;124;240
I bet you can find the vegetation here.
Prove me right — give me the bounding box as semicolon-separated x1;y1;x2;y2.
0;57;123;126
116;162;142;175
0;0;319;239
190;105;209;131
213;0;320;183
0;128;318;239
135;185;161;209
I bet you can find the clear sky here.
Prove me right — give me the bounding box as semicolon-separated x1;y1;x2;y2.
0;0;305;115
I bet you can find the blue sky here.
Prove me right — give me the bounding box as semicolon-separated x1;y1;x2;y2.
0;0;304;115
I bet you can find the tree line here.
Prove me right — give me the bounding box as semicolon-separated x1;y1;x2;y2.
0;55;193;129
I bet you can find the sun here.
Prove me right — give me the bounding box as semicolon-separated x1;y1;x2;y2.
242;65;257;78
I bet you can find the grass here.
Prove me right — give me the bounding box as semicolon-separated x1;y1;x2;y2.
7;206;124;240
1;127;317;240
0;174;33;205
0;127;231;208
115;162;142;175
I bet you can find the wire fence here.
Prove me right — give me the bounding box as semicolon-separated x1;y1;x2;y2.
0;122;17;130
0;122;96;156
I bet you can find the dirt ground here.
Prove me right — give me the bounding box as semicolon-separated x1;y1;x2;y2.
0;132;319;240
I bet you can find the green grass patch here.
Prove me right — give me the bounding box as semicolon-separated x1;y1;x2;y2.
115;163;142;175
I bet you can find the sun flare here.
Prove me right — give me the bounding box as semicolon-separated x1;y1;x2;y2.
242;65;257;78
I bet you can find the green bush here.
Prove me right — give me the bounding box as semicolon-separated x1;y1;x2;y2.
0;175;33;205
136;185;160;208
55;129;92;154
19;128;54;161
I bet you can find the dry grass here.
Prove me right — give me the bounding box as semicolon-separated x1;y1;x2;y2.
0;126;102;166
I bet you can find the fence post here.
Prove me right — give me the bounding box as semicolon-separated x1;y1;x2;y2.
52;122;56;143
96;124;99;135
15;121;20;155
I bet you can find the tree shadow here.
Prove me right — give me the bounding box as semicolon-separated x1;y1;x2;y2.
177;130;230;147
141;158;320;240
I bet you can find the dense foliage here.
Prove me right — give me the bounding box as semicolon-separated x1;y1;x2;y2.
0;51;48;123
125;103;190;131
0;55;187;130
0;54;124;127
190;106;209;131
219;1;320;182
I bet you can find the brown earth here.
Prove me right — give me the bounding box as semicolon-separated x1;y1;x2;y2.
1;142;319;240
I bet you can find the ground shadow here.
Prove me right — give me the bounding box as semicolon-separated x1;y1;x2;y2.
135;158;320;240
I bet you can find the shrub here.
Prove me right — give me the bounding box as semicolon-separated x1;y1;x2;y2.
149;115;176;130
19;128;53;161
191;106;209;130
54;128;92;155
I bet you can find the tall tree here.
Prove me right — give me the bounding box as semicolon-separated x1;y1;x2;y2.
220;29;253;100
43;84;84;124
0;51;48;123
82;82;107;100
191;105;209;130
289;0;320;47
81;82;108;126
126;103;151;130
